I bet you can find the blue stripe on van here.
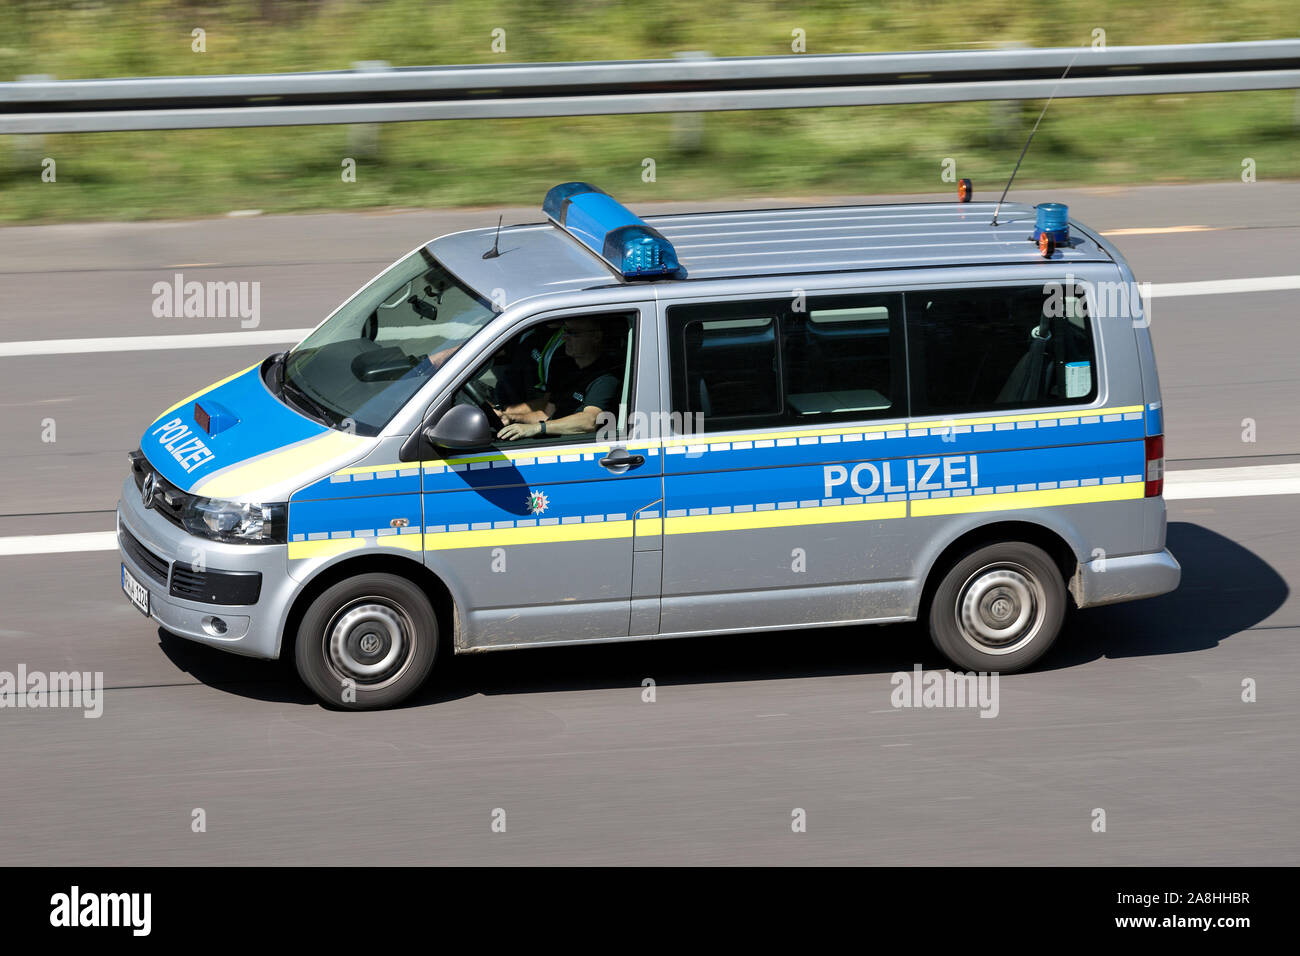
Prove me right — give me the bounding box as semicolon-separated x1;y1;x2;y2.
663;413;1144;475
665;440;1145;515
289;494;422;543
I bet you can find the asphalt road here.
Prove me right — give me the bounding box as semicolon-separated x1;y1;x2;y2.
0;183;1297;865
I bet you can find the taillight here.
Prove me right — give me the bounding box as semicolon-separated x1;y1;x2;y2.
1145;435;1164;497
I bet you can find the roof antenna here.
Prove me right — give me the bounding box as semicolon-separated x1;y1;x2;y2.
482;215;504;259
991;49;1082;227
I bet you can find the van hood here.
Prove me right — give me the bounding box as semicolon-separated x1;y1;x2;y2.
140;363;371;501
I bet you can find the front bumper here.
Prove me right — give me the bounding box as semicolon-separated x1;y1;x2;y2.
116;474;294;659
1071;547;1181;609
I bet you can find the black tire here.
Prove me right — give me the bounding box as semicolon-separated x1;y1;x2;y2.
928;541;1066;673
294;572;438;710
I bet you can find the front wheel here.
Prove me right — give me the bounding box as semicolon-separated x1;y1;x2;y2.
295;573;438;710
928;541;1066;673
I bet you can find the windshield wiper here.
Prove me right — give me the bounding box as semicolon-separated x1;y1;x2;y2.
281;377;336;427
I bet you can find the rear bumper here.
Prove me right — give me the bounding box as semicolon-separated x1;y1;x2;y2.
116;474;291;659
1071;547;1181;608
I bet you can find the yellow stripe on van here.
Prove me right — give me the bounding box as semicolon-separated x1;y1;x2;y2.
329;440;663;480
656;405;1140;448
910;480;1144;518
662;422;907;447
289;484;1140;557
194;430;368;499
664;500;906;536
154;364;259;421
924;405;1143;430
634;516;663;536
288;534;424;561
346;446;615;475
422;520;634;551
333;462;407;477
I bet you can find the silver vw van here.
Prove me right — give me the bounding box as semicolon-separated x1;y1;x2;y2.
118;182;1180;709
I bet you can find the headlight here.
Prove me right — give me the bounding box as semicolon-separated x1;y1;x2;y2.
180;498;287;544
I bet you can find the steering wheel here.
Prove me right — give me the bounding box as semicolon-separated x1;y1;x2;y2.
462;379;505;433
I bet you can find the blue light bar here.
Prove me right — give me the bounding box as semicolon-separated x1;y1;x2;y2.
1033;202;1070;244
542;181;606;221
542;182;681;280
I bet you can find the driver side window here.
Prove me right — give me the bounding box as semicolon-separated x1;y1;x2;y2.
452;312;636;448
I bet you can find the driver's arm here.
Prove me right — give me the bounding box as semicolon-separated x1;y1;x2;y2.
496;370;621;441
497;405;600;441
539;405;600;435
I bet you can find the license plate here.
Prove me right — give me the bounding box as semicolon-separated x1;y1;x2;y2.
121;563;150;616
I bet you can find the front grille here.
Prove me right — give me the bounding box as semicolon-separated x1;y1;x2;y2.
129;450;189;529
120;526;170;586
169;565;262;606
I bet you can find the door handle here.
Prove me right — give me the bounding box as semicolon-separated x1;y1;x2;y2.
599;448;645;471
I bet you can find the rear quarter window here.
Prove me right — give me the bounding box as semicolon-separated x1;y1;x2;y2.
905;283;1097;417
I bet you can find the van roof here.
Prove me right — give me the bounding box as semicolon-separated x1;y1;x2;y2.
429;200;1114;306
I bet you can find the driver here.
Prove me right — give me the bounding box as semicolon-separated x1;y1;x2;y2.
496;317;622;440
494;321;575;418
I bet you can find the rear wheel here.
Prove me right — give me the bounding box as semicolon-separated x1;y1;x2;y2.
295;572;438;710
928;541;1066;673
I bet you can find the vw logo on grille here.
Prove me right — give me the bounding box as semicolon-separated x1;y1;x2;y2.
141;472;158;510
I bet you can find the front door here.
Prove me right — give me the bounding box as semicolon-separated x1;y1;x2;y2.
421;307;662;649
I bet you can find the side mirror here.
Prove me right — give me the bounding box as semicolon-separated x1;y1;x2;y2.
424;403;496;449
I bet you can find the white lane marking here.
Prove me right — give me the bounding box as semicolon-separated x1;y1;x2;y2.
1147;276;1300;298
0;531;117;556
1164;463;1300;501
2;464;1299;557
0;328;312;358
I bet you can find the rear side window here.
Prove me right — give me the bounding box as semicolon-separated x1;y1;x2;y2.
667;293;904;429
674;310;781;423
905;284;1097;417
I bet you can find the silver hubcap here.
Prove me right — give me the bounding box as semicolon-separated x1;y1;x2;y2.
955;562;1045;655
326;598;413;687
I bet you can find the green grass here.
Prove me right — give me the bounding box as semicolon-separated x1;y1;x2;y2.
0;0;1296;222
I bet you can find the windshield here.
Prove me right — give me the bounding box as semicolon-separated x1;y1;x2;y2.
280;248;496;435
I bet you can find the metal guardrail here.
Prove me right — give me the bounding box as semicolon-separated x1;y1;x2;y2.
2;40;1299;134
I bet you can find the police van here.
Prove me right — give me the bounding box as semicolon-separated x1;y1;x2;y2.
118;182;1180;709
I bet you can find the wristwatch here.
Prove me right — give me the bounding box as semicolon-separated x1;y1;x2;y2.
538;420;547;436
